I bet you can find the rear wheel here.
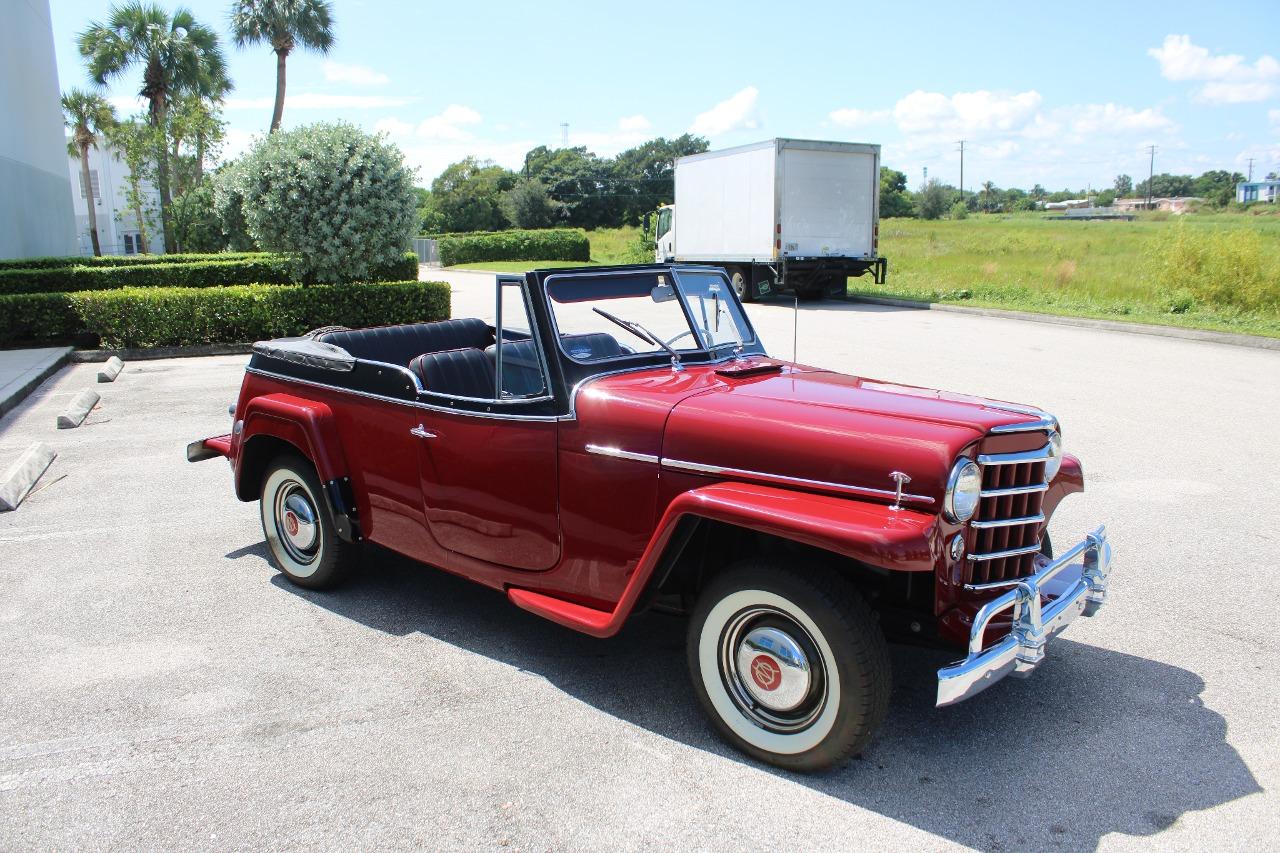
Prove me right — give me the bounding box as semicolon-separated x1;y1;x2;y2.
259;454;358;590
687;560;891;771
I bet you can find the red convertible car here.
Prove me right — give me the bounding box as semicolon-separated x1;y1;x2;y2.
190;264;1112;771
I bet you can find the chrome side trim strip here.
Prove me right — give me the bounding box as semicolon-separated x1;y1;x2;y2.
970;513;1045;529
660;458;935;505
989;416;1058;434
967;542;1042;561
977;444;1052;466
244;367;562;422
980;482;1048;498
584;444;659;464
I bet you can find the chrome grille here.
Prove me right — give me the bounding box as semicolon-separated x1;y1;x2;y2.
966;447;1049;585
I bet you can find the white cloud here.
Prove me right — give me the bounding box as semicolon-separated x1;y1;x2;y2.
894;89;1042;135
1065;103;1175;136
223;93;415;110
323;61;390;86
828;107;891;129
373;117;415;137
1148;35;1279;103
414;105;483;140
618;114;651;132
691;87;760;136
108;95;147;114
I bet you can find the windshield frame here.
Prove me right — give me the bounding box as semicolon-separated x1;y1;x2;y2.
541;265;760;369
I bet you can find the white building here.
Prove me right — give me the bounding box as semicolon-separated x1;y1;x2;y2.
68;140;164;256
1236;180;1280;204
0;0;77;259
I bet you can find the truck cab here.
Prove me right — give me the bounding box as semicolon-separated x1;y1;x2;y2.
190;263;1111;771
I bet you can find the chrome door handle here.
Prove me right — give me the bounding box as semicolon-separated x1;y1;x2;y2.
410;424;437;439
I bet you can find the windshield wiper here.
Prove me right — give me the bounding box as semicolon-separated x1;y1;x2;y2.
592;307;684;372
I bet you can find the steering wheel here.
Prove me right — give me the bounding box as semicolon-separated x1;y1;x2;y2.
665;330;696;347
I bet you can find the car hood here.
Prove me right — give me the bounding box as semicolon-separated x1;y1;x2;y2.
659;362;1051;507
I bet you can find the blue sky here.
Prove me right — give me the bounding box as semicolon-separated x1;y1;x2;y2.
50;0;1280;191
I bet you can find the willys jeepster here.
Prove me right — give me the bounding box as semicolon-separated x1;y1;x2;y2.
189;263;1112;771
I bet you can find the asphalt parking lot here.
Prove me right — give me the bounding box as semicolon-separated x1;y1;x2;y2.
1;268;1277;850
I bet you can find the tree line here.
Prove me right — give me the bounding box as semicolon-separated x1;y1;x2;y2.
419;136;710;234
62;0;335;256
884;168;1254;221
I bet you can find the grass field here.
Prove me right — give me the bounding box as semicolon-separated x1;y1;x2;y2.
449;215;1280;338
853;214;1280;338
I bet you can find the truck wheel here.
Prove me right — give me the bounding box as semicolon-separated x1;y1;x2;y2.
727;267;753;303
259;454;358;590
687;560;891;771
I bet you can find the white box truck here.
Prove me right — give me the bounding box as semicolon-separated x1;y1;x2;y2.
653;138;885;301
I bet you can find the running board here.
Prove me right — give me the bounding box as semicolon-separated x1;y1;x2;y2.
507;588;616;637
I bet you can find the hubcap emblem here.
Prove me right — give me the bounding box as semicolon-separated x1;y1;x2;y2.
750;655;781;691
284;511;299;537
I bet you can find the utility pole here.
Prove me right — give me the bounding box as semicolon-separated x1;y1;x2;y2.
957;140;965;203
1246;157;1255;181
1145;144;1157;210
923;165;928;188
560;123;569;147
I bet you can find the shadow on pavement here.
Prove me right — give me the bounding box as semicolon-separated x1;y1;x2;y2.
254;543;1259;850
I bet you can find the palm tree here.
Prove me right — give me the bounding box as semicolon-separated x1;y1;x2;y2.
981;180;996;212
78;3;229;253
229;0;335;133
61;89;117;257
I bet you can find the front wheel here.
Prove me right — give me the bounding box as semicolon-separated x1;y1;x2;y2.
259;454;358;590
687;561;891;772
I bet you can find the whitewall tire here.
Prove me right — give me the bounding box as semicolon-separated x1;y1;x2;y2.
687;561;891;771
259;454;357;590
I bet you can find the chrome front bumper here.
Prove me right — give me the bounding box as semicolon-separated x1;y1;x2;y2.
936;526;1111;707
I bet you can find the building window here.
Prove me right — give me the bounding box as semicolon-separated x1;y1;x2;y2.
78;169;101;201
123;234;136;255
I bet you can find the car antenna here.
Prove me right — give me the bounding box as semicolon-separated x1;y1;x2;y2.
792;293;799;363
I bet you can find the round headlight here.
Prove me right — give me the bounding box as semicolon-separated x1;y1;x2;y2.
945;459;982;523
1044;431;1063;481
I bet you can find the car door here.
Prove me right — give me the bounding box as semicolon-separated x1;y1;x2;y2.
414;277;561;572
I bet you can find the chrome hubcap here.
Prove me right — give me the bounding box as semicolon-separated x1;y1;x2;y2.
275;482;319;563
735;626;811;711
720;606;827;733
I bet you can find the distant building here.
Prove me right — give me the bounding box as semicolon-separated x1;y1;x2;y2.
68;140;163;256
0;0;77;259
1236;180;1280;204
1043;199;1090;210
1112;197;1203;214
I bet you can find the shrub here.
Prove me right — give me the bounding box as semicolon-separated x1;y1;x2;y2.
0;293;82;344
236;122;419;284
0;281;451;349
0;251;417;295
436;228;590;266
0;258;292;295
0;251;267;270
917;179;950;220
949;201;969;220
1146;222;1280;309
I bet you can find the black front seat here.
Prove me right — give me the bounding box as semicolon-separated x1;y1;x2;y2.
409;348;495;398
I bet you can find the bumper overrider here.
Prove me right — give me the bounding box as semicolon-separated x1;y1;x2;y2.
936;526;1112;707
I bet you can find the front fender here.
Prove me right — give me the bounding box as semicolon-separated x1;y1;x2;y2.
1043;453;1084;520
507;482;941;638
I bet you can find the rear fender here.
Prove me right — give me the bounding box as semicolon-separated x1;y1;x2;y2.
508;482;940;637
235;393;361;542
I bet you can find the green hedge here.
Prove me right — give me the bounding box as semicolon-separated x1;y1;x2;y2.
0;251;419;295
0;280;450;348
436;229;590;266
0;251;268;271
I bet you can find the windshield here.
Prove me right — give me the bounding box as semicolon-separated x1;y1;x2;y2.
545;268;753;363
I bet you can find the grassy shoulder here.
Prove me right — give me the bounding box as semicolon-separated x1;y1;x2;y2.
850;214;1280;339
